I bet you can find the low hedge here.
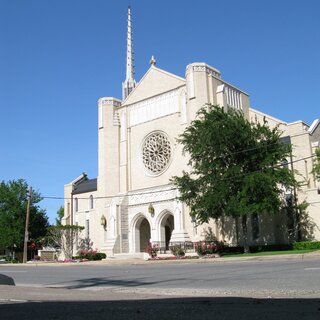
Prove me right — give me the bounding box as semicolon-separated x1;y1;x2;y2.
73;251;107;261
249;244;293;253
292;241;320;250
225;242;320;254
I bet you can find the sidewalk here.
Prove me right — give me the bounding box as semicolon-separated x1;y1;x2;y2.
1;250;319;268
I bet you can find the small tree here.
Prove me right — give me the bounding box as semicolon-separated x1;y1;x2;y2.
172;105;298;252
47;225;84;260
55;206;64;226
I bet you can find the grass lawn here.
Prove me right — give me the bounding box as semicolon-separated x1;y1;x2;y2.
221;249;319;258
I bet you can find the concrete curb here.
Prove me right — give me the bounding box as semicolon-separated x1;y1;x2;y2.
0;250;319;267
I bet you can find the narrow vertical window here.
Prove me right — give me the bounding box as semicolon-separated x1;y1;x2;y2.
89;195;94;210
85;219;90;240
75;222;79;249
75;198;78;212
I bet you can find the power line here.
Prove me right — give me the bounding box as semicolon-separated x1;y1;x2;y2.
220;154;317;182
42;187;177;201
200;131;312;159
42;154;318;201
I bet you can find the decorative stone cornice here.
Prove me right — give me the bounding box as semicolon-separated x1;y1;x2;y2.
186;63;221;78
99;97;122;107
127;186;177;206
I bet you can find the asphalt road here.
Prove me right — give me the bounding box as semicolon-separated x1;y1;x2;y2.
1;256;320;296
1;257;320;319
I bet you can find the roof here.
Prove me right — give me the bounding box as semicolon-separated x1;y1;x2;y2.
122;65;186;106
309;119;320;135
72;178;97;195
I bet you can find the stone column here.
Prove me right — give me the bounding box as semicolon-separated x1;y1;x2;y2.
170;195;191;243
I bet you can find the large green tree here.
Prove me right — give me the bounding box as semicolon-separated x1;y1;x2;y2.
172;105;297;252
0;179;49;250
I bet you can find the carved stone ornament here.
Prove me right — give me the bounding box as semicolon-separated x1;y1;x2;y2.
142;131;171;175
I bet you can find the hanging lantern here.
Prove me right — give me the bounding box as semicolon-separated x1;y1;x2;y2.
148;203;155;217
100;215;107;227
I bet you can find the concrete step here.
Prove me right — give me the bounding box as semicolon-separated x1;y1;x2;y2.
107;252;145;260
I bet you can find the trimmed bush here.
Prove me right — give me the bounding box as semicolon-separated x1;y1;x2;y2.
292;241;320;250
94;252;107;260
76;249;107;260
249;244;293;253
170;245;185;257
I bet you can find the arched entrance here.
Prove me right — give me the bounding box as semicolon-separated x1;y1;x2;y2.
132;215;151;253
160;213;174;250
139;218;151;252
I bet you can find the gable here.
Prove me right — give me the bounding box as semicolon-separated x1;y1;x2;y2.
309;119;320;143
123;66;186;106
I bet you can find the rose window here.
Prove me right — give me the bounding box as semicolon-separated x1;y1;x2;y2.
142;132;171;174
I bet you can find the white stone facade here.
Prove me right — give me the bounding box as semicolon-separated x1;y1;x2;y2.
64;60;320;256
63;9;319;256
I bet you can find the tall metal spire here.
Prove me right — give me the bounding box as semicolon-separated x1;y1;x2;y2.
122;5;136;100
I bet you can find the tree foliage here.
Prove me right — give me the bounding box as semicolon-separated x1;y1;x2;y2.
55;206;64;226
312;148;320;181
0;179;49;250
172;105;298;250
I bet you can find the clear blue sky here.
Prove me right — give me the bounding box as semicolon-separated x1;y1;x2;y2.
1;0;319;224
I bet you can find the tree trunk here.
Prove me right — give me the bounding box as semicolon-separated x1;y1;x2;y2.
234;216;239;246
296;206;302;242
242;214;250;253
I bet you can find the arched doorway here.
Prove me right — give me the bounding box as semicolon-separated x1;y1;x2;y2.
139;218;151;252
160;213;174;250
132;214;151;253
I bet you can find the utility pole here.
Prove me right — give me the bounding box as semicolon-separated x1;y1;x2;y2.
23;186;32;263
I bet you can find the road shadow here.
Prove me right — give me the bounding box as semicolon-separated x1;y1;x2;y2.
51;276;185;289
0;297;319;319
0;274;15;286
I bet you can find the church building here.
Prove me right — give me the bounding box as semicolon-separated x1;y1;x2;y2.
63;7;320;256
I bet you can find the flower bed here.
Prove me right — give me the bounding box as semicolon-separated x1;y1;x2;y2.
148;255;200;261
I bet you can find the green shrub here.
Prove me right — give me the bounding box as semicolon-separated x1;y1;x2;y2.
249;244;293;253
292;241;320;250
94;252;107;260
76;249;107;260
170;245;185;257
4;256;19;263
195;241;226;256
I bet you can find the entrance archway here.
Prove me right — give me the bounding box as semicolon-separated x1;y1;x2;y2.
139;218;151;252
160;213;174;250
132;215;151;253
